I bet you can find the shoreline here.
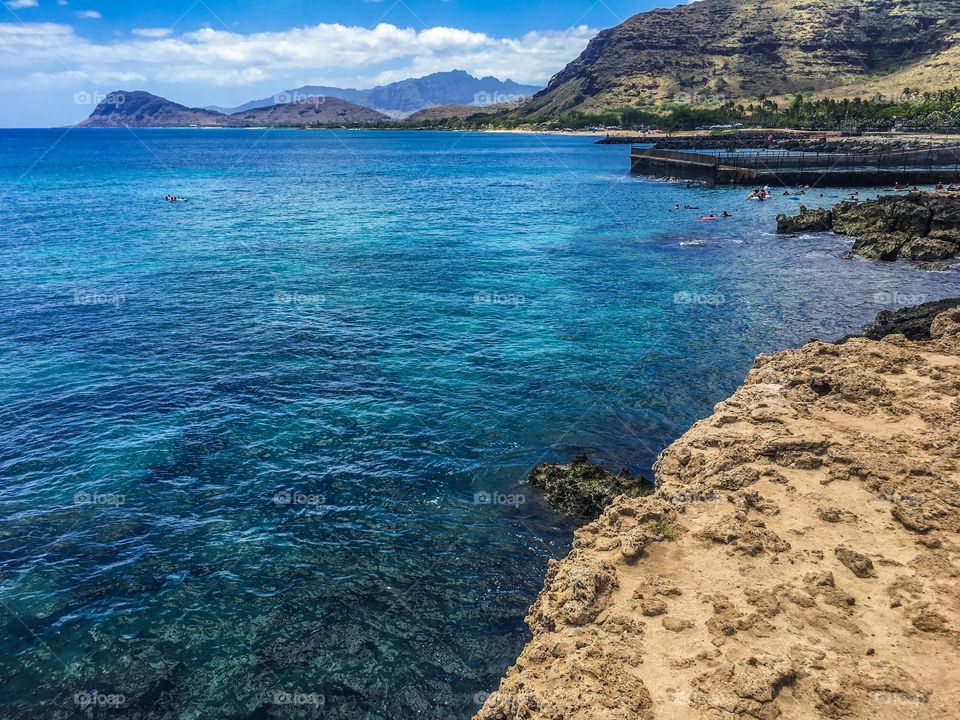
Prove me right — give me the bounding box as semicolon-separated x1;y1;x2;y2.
51;126;960;147
475;304;960;720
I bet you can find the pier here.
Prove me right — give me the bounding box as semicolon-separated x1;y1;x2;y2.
630;145;960;186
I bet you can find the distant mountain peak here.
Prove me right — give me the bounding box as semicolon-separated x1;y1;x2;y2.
77;90;387;128
210;71;542;118
76;91;224;128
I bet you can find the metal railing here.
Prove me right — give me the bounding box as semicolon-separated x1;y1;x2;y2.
630;145;960;174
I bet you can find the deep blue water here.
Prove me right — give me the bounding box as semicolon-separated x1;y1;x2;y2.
1;129;958;720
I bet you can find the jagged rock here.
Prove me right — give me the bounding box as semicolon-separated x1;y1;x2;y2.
527;455;653;520
850;231;911;260
776;206;832;234
891;505;933;533
833;195;933;236
822;193;960;262
926;228;960;244
691;655;797;719
859;298;960;340
639;598;669;616
923;194;960;230
901;236;960;261
778;193;960;263
835;546;876;578
912;261;952;271
930;306;960;338
527;558;621;632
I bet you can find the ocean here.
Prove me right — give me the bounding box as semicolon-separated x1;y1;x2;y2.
1;129;958;719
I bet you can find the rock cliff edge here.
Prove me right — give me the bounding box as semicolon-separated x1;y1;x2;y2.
476;307;960;719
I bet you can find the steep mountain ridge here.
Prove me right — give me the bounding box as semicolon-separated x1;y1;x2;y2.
75;91;225;128
524;0;960;115
210;71;540;117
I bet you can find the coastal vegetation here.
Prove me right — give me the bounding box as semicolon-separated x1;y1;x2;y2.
78;84;960;134
379;88;960;133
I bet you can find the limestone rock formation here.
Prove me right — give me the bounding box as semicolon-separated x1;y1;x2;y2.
475;308;960;720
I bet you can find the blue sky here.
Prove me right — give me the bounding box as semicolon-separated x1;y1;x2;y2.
0;0;688;126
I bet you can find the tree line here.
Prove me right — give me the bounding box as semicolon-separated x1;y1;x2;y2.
373;88;960;132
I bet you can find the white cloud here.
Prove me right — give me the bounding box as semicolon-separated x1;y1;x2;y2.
5;0;39;9
76;9;100;19
10;68;147;87
0;20;594;89
132;27;172;38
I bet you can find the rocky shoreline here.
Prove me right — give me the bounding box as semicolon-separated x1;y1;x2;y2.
476;304;960;720
777;192;960;265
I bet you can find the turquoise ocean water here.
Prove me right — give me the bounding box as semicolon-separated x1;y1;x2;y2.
1;129;958;719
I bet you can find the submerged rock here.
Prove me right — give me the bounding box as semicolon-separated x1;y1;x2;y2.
527;455;653;520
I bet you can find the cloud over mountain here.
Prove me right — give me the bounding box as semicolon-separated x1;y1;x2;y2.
0;20;596;90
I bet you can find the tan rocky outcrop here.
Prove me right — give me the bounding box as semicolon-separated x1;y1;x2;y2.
475;311;960;720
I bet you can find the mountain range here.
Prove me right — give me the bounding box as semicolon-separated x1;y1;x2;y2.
207;71;541;118
76;91;388;128
78;0;960;128
523;0;960;115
